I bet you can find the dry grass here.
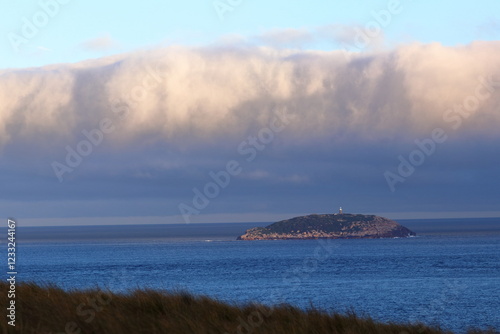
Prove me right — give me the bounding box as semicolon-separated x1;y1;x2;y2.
0;282;497;334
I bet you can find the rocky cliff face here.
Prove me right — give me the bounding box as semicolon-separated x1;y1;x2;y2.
237;214;416;240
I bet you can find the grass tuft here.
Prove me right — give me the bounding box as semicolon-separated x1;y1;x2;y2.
0;282;496;334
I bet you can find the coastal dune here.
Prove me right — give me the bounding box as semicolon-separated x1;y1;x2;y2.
2;281;494;334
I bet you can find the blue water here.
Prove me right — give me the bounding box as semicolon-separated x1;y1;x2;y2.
9;219;500;333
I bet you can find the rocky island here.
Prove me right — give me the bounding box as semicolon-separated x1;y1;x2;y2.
237;213;416;240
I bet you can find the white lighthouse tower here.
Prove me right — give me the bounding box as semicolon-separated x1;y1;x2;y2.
339;207;343;214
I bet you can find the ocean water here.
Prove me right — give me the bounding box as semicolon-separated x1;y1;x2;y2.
8;218;500;333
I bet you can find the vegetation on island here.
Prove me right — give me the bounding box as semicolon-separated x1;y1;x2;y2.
1;282;496;334
238;213;416;240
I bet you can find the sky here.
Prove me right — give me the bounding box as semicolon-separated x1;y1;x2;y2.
1;0;500;226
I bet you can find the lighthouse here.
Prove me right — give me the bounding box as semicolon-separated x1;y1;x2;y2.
339;207;343;214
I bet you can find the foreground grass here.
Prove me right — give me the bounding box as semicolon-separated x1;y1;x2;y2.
0;282;496;334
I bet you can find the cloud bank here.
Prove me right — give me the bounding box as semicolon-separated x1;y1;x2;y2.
1;41;499;151
1;41;499;221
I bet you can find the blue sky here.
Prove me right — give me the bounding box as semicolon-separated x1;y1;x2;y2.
1;0;499;69
1;1;500;226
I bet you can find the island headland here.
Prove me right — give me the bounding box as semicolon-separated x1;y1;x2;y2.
237;212;416;240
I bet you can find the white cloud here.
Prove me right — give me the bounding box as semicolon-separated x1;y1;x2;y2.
255;28;315;48
0;41;499;153
80;33;118;51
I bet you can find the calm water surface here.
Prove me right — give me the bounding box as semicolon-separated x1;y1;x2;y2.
9;218;500;333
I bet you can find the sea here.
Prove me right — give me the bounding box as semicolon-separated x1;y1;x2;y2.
5;218;500;333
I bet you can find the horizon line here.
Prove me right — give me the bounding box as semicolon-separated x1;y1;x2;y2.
6;211;500;227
